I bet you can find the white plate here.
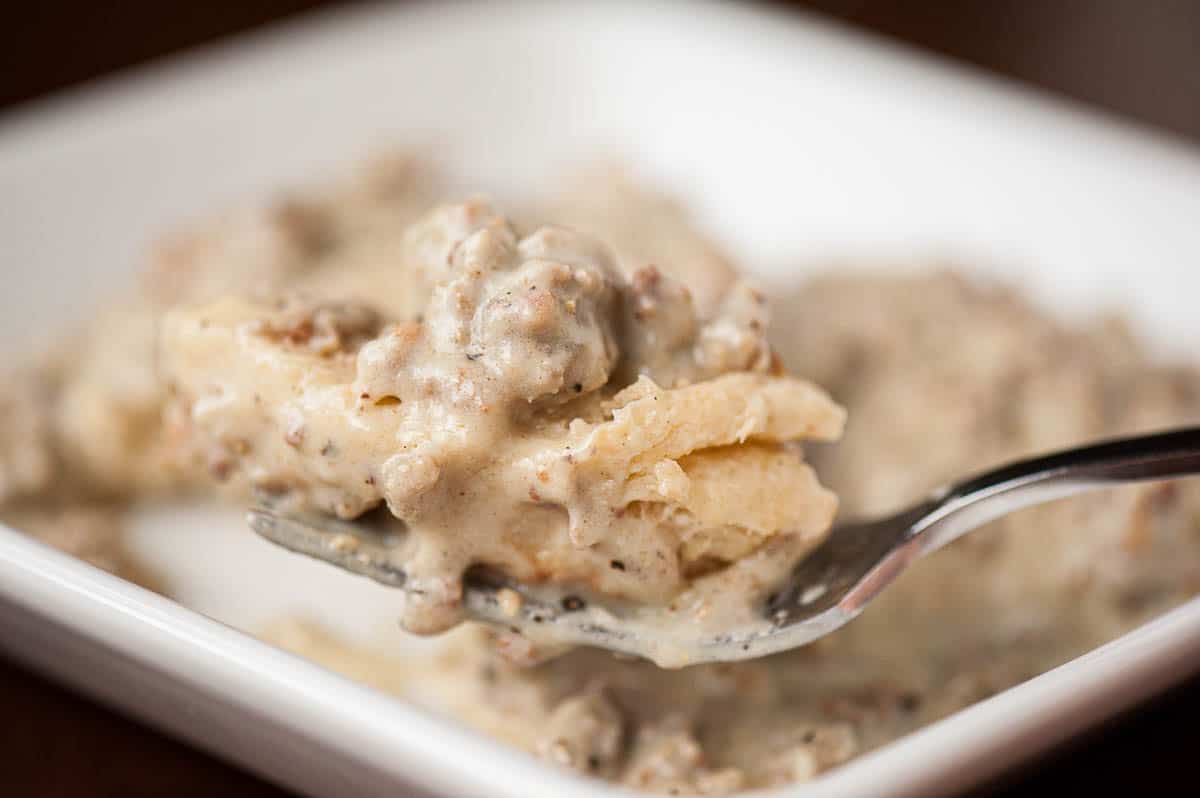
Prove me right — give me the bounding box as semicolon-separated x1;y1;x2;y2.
3;1;1200;796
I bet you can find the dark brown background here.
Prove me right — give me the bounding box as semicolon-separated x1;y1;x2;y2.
2;1;1198;796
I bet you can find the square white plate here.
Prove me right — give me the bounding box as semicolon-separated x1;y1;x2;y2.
3;2;1200;796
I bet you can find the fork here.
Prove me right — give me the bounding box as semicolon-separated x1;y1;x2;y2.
247;427;1200;667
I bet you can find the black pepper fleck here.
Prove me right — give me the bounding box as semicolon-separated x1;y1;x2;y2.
610;560;626;571
561;595;586;612
573;383;583;393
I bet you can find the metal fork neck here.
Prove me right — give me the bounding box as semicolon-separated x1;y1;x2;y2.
912;427;1200;554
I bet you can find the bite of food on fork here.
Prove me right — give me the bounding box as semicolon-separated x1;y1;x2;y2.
160;199;845;665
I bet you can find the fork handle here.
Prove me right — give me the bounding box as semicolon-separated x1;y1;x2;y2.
913;426;1200;554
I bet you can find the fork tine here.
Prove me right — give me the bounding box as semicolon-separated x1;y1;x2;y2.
247;507;407;588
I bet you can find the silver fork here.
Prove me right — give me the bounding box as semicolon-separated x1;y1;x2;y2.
247;427;1200;666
